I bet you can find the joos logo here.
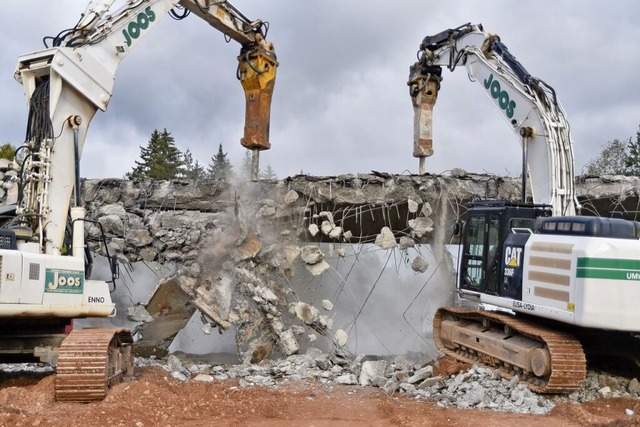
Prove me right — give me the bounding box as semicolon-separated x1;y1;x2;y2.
122;6;156;47
483;73;516;119
45;269;84;294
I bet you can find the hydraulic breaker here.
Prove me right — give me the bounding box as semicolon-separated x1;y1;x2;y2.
238;41;277;180
408;64;441;175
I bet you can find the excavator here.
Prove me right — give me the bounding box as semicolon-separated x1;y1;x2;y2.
409;23;640;393
1;0;277;401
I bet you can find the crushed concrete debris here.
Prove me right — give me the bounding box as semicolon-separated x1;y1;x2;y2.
451;168;467;178
321;300;334;311
399;236;415;249
305;260;330;276
129;353;640;416
127;304;154;323
320;221;333;235
308;223;319;236
284;190;299;204
0;172;634;373
359;360;389;387
411;256;429;273
375;227;397;249
407;199;419;213
408;217;433;238
333;329;348;347
292;302;320;325
300;245;324;265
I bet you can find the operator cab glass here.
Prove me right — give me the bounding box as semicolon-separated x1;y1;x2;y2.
458;201;551;296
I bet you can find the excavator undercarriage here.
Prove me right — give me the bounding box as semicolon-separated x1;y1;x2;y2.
434;307;587;393
55;328;135;402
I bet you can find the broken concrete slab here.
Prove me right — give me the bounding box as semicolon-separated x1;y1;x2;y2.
136;275;197;358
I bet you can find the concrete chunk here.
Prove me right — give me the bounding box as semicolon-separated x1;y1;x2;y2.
322;300;334;311
300;245;324;265
359;360;389;386
407;365;433;384
375;227;397;249
333;329;348;347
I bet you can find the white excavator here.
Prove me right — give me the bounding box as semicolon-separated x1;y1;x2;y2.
1;0;277;401
409;23;640;393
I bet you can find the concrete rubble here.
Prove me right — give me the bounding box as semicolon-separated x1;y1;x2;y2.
127;353;640;416
2;164;640;412
60;172;630;364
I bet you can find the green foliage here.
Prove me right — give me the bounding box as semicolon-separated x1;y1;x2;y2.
127;129;185;180
585;125;640;176
182;148;206;180
207;144;234;179
259;164;277;180
0;143;16;161
585;138;629;176
625;125;640;176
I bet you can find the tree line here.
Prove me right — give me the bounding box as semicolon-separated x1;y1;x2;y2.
0;128;278;181
3;125;639;178
125;128;277;181
585;125;640;176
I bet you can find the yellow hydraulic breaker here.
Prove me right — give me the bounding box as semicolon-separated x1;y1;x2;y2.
237;40;278;180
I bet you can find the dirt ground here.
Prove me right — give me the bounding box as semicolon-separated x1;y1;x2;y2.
0;364;639;427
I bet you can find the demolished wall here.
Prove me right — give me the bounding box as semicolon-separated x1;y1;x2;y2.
1;165;640;363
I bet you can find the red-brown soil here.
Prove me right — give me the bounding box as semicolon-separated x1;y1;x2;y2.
0;365;639;426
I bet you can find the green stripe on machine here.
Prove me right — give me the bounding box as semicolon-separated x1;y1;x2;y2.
577;269;640;280
577;257;640;281
577;257;640;270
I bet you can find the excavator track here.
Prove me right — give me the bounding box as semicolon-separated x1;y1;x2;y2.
434;307;586;393
55;328;135;402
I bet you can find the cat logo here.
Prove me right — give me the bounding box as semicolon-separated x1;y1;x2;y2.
505;247;523;268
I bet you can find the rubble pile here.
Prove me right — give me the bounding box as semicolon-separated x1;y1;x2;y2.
1;166;640;392
135;352;640;415
78;177;454;363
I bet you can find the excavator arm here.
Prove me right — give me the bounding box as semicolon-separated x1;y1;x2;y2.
408;23;575;216
14;0;277;256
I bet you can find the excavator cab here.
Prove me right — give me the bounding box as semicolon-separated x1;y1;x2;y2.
458;201;551;297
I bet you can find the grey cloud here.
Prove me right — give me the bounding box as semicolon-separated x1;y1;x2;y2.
1;0;639;179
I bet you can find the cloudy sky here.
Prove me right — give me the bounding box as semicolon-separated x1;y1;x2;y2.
1;1;639;179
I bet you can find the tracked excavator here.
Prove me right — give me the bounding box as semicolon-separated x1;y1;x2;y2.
1;0;277;401
409;23;640;393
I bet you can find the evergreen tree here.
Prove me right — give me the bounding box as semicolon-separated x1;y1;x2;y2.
183;148;206;180
207;144;234;179
127;129;184;180
0;143;16;161
259;164;277;180
239;150;252;180
625;125;640;176
584;138;629;176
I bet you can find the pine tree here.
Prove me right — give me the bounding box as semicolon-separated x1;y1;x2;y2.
207;144;234;179
183;148;206;180
625;125;640;176
260;164;277;180
127;129;185;180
